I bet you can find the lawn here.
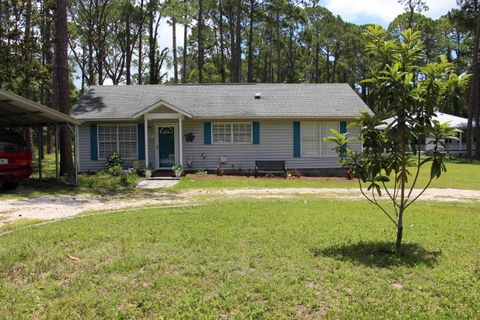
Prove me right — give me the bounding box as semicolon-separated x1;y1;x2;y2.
176;160;480;190
0;199;479;319
1;157;479;201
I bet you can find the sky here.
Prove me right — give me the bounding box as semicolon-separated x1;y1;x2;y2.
75;0;459;87
321;0;458;27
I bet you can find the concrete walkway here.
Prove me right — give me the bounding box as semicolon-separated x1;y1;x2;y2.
136;179;179;189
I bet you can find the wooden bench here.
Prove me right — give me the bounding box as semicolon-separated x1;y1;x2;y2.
255;160;286;178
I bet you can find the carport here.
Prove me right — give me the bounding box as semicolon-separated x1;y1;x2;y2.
0;89;82;185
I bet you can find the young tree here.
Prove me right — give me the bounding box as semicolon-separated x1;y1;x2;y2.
327;26;465;251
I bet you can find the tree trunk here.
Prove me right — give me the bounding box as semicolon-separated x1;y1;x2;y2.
197;0;204;83
125;10;131;84
325;50;330;83
314;42;320;83
88;40;95;85
228;17;235;82
468;2;480;159
263;49;267;82
275;8;281;83
233;0;242;83
55;0;73;176
138;0;144;84
247;0;254;83
219;0;226;83
172;17;178;83
148;9;156;84
182;22;188;82
396;219;403;251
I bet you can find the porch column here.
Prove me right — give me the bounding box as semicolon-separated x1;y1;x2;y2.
73;125;79;186
37;126;43;180
144;116;149;168
179;118;183;167
55;125;59;181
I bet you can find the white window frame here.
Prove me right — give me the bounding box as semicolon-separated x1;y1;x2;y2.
98;124;138;160
300;122;339;157
212;122;253;144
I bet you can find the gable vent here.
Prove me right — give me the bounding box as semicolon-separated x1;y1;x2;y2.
255;93;261;100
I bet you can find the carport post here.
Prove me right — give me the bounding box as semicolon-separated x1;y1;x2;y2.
73;125;79;187
55;125;59;181
37;126;43;180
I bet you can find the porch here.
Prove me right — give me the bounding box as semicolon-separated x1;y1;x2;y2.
142;110;185;170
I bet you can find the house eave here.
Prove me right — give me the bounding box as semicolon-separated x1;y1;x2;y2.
132;100;193;119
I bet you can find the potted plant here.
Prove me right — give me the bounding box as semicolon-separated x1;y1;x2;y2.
144;168;152;179
172;165;184;178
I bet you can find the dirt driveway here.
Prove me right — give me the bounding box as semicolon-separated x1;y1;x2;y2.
1;187;479;225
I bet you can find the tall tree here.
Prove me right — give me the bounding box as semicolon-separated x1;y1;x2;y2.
398;0;429;28
218;0;226;82
197;0;204;83
458;0;480;159
55;0;74;175
247;0;256;82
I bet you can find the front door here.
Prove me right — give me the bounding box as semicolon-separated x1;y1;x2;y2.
158;126;175;168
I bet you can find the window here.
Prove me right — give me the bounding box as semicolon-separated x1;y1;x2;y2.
212;122;252;144
98;124;137;159
301;122;339;157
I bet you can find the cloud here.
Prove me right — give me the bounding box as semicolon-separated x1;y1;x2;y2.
323;0;458;26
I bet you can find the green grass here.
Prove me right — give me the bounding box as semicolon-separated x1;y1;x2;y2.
176;161;480;190
0;199;478;319
0;172;143;201
2;155;479;201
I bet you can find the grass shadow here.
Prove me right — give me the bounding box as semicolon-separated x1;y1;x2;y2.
310;241;441;268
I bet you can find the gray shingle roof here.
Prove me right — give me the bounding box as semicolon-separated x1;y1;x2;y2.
71;83;372;120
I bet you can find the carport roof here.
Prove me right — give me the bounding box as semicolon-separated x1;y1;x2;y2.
0;89;82;127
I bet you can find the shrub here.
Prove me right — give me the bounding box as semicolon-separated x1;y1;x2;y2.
108;165;122;177
107;152;122;169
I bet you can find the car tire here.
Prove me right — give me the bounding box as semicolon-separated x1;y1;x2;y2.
2;181;19;190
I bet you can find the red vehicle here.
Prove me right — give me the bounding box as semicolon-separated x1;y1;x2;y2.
0;129;33;190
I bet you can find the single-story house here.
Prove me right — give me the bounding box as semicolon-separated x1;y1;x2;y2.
378;112;474;153
71;83;371;174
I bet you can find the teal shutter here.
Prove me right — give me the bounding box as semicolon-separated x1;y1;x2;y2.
340;121;347;154
204;122;212;144
252;122;260;144
340;121;347;134
137;123;145;160
90;124;98;161
293;121;301;158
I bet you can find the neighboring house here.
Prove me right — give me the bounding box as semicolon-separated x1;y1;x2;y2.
378;112;474;153
71;83;371;175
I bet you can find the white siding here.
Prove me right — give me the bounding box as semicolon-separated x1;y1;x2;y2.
78;122;145;172
181;119;360;171
78;119;361;172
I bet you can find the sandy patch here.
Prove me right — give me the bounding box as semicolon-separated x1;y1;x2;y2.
136;180;179;189
0;188;479;225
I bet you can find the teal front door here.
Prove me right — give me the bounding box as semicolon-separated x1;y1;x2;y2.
158;126;175;168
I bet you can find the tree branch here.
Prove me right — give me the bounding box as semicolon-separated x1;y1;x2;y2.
358;179;398;226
